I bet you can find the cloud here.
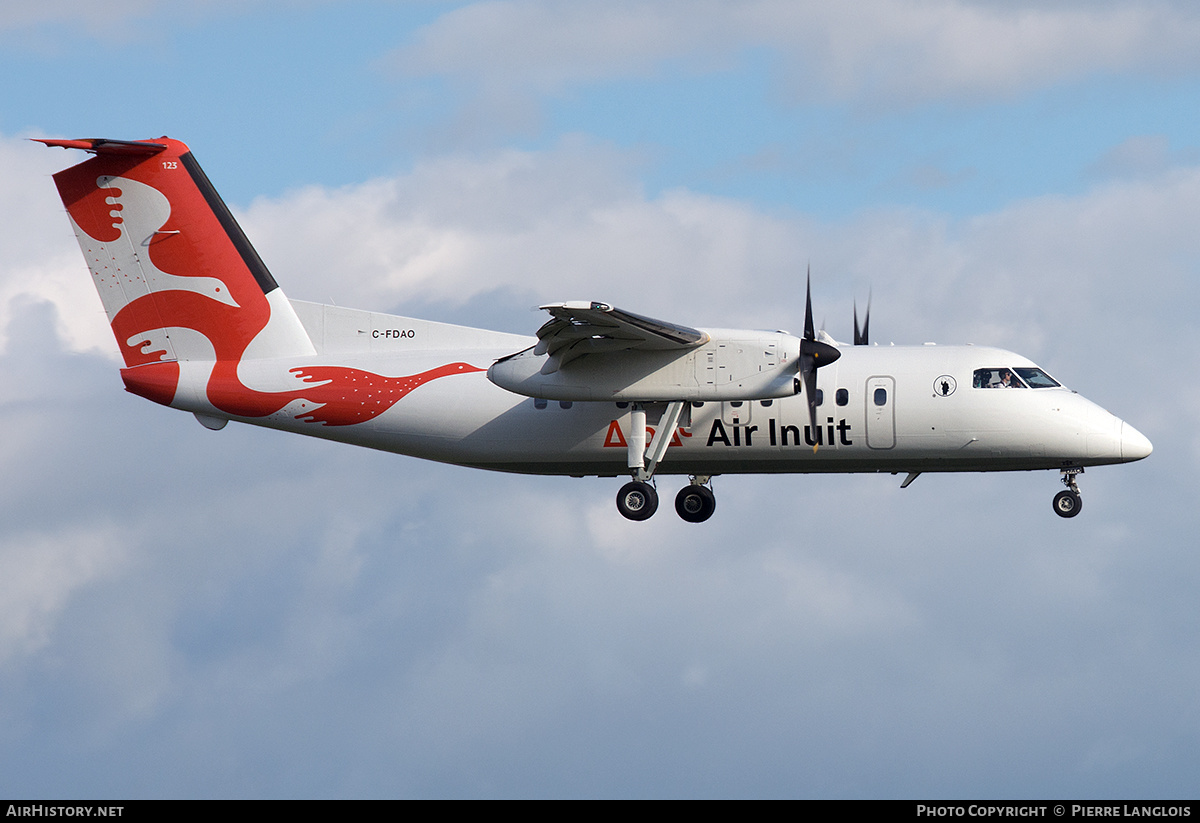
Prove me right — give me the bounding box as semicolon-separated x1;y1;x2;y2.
240;137;810;330
0;136;119;357
769;0;1200;104
0;0;161;33
0;0;331;37
240;133;1200;367
1086;134;1200;181
388;0;1200;137
0;526;128;664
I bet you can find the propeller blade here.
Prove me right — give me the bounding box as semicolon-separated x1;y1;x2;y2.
804;267;815;341
798;269;841;450
853;292;871;346
803;360;819;451
799;337;840;452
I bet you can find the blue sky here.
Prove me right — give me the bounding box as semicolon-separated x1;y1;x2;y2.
1;0;1198;799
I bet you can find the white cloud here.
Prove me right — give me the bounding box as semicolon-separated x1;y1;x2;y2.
0;0;333;37
242;135;1200;364
0;526;128;665
0;0;161;33
390;0;1200;126
1086;134;1200;181
0;136;119;357
242;138;810;329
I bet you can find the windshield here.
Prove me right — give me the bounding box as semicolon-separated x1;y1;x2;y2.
973;368;1025;388
1013;367;1060;388
973;367;1060;389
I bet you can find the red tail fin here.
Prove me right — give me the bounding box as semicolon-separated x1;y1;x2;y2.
43;138;482;425
40;137;313;369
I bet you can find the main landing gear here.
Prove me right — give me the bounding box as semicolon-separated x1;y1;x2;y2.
616;480;658;521
615;477;717;523
1053;467;1084;518
675;477;716;523
616;401;718;522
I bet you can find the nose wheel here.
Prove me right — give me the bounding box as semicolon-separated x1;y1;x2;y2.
1053;468;1084;518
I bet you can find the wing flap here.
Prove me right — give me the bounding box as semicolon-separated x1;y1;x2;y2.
535;302;707;371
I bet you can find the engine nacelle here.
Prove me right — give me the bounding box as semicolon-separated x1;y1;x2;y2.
488;329;805;402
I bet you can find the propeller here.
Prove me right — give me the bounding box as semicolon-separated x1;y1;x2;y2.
799;268;841;452
853;291;871;346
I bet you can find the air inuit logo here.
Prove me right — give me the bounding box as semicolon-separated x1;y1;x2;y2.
603;421;691;448
603;417;855;449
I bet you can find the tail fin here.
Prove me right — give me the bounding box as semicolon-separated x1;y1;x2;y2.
41;137;484;424
39;137;315;375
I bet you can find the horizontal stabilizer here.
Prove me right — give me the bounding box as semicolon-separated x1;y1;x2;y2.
33;137;168;155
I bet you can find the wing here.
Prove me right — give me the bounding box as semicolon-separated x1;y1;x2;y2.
533;301;708;373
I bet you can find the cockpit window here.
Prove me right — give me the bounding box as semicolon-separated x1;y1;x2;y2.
1013;367;1060;388
973;367;1061;389
972;368;1027;389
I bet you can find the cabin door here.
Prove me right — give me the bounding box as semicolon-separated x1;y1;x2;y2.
865;376;895;449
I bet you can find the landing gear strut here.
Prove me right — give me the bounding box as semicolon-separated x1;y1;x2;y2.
674;476;716;523
1053;467;1084;518
615;402;719;522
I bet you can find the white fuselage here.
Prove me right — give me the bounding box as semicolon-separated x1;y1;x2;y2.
160;301;1150;479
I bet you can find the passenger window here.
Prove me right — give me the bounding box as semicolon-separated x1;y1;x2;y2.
534;398;548;409
559;401;573;409
761;399;773;407
616;401;629;409
874;388;887;406
814;389;824;406
836;388;848;406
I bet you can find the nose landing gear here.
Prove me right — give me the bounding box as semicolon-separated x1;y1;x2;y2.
1053;467;1084;518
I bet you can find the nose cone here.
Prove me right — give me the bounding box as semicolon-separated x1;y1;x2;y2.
1121;422;1153;462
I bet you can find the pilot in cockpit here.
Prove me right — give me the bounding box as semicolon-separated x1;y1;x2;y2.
973;367;1032;388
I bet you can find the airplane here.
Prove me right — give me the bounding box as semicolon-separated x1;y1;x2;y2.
37;136;1152;523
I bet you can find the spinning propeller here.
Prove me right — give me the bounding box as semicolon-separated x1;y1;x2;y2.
799;270;842;452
